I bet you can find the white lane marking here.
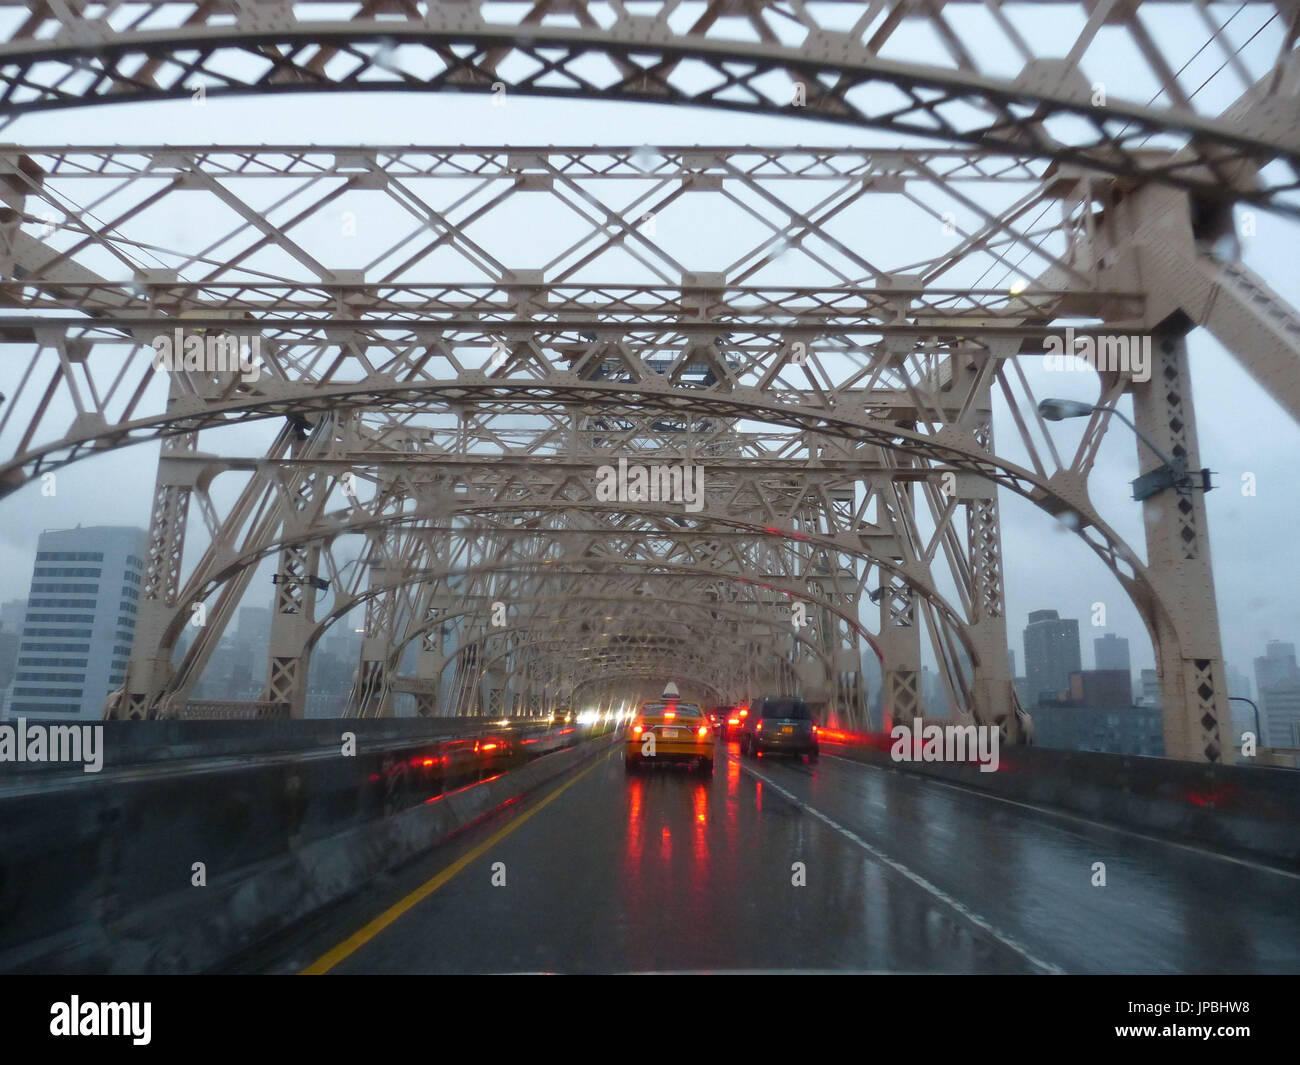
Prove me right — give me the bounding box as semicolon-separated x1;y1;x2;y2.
737;757;1065;975
825;753;1300;883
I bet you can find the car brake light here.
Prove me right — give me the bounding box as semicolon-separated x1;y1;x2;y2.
664;711;675;720
697;726;708;738
727;718;739;725
756;720;764;732
739;709;748;718
632;723;644;735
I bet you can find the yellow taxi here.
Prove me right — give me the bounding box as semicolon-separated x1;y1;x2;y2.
625;699;714;776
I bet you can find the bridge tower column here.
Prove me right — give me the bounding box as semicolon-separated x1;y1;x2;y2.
351;581;396;717
412;607;447;717
876;573;921;732
117;400;196;718
263;457;328;718
1131;324;1231;763
482;663;507;717
963;415;1025;743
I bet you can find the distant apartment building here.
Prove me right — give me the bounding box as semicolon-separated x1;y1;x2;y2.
1139;668;1161;709
9;526;148;720
1254;641;1300;748
0;627;18;710
1225;661;1252;700
920;665;952;716
0;598;23;696
1259;684;1300;748
1254;641;1298;692
1093;633;1131;673
1023;609;1081;706
1224;662;1257;739
1030;705;1164;757
1067;669;1134;709
236;605;272;648
0;598;26;632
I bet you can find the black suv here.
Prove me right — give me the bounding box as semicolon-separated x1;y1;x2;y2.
739;697;819;762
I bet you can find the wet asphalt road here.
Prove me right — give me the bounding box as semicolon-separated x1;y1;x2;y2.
270;743;1300;974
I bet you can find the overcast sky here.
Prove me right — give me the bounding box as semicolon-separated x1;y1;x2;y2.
1;80;1296;695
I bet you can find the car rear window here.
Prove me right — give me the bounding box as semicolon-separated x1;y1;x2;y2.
640;701;702;717
760;699;811;720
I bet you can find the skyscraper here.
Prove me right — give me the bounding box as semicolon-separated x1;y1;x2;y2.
1259;686;1300;748
1225;662;1252;701
237;605;272;648
1254;641;1298;693
1254;641;1300;749
0;598;26;632
1022;609;1081;706
1094;633;1131;673
9;526;148;720
1140;668;1162;709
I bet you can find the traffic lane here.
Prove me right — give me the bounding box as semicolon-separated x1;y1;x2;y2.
753;749;1300;973
322;745;1035;973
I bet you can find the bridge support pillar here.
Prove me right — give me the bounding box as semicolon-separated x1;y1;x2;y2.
1132;323;1231;762
116;418;196;718
877;574;920;732
263;458;327;718
412;648;444;717
350;581;396;717
964;416;1025;744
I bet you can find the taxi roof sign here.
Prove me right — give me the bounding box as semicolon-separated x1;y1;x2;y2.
662;681;680;698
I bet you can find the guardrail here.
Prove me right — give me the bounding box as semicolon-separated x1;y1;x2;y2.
0;715;585;781
0;716;618;973
821;729;1300;869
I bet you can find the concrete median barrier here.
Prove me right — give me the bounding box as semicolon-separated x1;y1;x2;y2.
0;724;618;974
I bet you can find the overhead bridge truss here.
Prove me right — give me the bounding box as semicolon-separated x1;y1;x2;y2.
1;0;1298;759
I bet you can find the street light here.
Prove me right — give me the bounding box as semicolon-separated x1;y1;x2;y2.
1229;696;1262;748
1037;398;1214;501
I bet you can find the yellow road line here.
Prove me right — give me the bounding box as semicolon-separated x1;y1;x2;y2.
301;754;609;974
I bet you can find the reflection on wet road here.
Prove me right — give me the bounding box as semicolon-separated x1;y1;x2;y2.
292;744;1300;974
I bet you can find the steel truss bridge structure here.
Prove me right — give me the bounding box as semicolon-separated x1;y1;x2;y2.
1;1;1298;762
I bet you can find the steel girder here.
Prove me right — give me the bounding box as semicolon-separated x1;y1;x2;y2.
130;437;961;724
2;141;1296;757
0;2;1297;213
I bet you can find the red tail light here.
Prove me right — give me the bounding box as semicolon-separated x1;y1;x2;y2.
664;711;676;720
739;709;748;718
632;722;645;735
727;718;739;725
697;726;708;738
756;720;764;732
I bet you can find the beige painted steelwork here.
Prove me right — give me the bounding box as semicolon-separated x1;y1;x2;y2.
0;0;1296;757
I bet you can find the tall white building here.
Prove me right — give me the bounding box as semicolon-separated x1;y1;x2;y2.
9;526;148;720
